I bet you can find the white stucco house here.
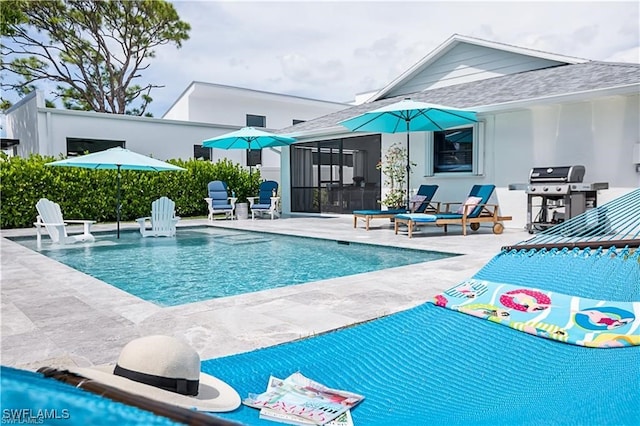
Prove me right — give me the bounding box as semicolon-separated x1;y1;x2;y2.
274;34;640;229
4;83;349;182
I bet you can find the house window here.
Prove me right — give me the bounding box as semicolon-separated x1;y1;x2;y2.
433;128;473;173
246;114;266;127
194;145;211;161
293;119;305;125
66;138;124;156
247;149;262;166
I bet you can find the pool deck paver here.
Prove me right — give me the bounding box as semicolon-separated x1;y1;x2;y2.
1;216;530;371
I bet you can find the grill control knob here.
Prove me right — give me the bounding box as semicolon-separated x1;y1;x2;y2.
530;186;536;192
543;186;549;192
556;186;562;192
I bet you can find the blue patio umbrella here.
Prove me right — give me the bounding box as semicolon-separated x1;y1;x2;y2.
202;127;296;150
46;147;186;238
339;98;477;207
203;127;297;177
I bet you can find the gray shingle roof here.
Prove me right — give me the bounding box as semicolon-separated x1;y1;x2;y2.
278;62;640;135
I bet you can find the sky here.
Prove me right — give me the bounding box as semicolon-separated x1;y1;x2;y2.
2;0;639;119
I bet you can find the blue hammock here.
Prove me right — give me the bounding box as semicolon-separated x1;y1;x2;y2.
204;247;640;425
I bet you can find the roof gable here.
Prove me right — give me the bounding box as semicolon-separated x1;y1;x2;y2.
370;34;588;102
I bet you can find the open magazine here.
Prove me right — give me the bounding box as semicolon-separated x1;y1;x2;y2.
243;372;363;425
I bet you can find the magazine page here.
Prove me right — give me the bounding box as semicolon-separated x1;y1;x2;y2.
260;408;353;426
243;373;363;425
257;376;355;426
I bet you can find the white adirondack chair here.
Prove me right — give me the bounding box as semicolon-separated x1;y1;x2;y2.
136;196;180;237
34;198;95;248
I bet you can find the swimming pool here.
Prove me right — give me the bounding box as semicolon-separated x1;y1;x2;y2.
11;227;456;306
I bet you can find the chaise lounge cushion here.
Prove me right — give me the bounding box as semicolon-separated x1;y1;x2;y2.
408;195;427;212
394;213;437;222
353;209;407;216
456;196;483;215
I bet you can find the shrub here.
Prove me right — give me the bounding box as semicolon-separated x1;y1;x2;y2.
0;154;262;229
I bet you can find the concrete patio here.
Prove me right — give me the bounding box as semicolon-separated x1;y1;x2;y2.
1;215;529;371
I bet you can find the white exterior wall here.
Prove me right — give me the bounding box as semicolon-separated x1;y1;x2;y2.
187;95;345;130
164;82;348;130
161;86;193;121
7;102;238;161
5;92;40;157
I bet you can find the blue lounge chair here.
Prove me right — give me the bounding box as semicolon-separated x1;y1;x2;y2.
353;184;439;230
248;180;280;220
205;180;236;220
394;184;512;237
202;243;640;425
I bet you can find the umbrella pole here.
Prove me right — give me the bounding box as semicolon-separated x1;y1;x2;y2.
117;165;121;239
406;119;411;210
248;140;252;176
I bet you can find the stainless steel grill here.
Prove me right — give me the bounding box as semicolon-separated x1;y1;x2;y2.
524;165;608;233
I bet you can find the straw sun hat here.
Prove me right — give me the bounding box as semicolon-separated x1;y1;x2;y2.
73;335;241;412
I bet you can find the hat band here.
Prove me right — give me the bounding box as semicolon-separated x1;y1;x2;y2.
113;364;199;396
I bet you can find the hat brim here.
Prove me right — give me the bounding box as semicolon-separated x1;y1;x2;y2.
72;365;240;412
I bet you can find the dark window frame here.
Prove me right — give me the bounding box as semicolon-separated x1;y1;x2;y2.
246;114;266;127
194;145;211;161
246;149;262;166
66;138;124;156
433;127;474;173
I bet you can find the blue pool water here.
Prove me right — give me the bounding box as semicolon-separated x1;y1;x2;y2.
12;227;456;306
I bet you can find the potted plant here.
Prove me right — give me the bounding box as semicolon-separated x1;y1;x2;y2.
376;143;415;211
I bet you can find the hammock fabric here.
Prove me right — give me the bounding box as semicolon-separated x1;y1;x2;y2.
204;247;640;425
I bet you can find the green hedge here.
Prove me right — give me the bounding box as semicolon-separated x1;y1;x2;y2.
0;153;262;229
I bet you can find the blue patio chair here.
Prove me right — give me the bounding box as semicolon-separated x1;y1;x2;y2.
205;180;236;220
202;241;640;425
248;180;280;220
394;184;512;237
353;185;439;231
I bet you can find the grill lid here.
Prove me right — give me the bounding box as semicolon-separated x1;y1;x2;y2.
529;165;585;183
